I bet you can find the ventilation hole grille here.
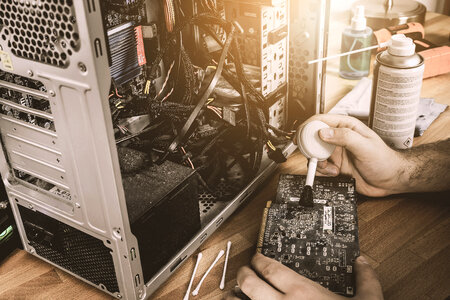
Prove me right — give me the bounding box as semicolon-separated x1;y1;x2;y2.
19;205;120;293
289;42;310;99
0;0;79;68
198;180;240;214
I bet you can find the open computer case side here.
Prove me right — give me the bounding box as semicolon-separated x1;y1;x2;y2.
0;0;297;299
0;1;142;298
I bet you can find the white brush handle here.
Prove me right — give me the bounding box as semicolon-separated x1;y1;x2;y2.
306;158;318;187
220;241;232;290
192;250;225;296
183;253;202;300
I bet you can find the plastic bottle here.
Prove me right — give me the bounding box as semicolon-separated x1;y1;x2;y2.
339;6;373;79
369;34;424;149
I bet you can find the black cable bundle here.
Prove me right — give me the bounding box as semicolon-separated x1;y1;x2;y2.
149;100;195;123
179;46;197;105
145;10;292;170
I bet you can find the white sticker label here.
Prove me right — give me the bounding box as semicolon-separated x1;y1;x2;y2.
323;206;333;231
373;64;424;149
289;197;300;202
0;50;14;71
314;199;327;204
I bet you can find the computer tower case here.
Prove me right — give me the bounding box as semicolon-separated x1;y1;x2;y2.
0;0;295;299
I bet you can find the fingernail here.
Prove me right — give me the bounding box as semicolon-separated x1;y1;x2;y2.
320;128;334;139
329;167;338;176
358;256;368;264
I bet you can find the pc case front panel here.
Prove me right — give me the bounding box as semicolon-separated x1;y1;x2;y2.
0;1;144;299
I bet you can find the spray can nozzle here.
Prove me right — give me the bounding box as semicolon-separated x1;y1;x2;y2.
351;5;367;31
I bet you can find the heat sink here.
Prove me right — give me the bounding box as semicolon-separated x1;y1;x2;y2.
107;22;143;85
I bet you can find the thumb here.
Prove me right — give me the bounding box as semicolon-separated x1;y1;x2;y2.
355;256;383;300
319;127;368;156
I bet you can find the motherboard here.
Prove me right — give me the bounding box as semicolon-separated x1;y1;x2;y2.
257;174;359;297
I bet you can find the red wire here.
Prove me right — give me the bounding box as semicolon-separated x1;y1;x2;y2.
115;87;123;98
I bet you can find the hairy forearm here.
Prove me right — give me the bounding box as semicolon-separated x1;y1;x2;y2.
396;139;450;193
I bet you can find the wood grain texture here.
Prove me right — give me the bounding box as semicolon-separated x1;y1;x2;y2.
0;12;449;300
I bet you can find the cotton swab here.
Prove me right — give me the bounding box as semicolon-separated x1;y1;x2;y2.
183;253;203;300
192;249;225;296
220;241;232;290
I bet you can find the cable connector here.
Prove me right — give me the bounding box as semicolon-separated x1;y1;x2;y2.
267;142;287;163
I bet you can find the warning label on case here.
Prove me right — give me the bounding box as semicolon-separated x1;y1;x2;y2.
0;50;14;71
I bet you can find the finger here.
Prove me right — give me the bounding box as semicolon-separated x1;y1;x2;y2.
319;127;372;157
251;253;307;293
317;160;340;176
317;161;340;176
354;256;383;300
223;290;241;300
315;170;329;177
308;114;375;138
237;265;283;300
317;160;327;169
223;291;240;300
328;146;343;168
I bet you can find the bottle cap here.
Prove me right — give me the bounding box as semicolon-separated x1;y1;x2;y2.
388;34;416;56
296;120;336;161
351;5;367;31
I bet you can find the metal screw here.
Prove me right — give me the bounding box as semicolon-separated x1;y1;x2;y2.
117;294;122;299
49;90;55;97
27;70;33;77
78;62;87;73
28;204;33;209
29;248;35;254
75;203;81;208
7;174;17;185
0;201;8;210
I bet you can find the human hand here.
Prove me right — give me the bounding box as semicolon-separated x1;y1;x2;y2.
225;253;383;300
297;114;406;197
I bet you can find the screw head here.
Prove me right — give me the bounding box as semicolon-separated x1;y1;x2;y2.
117;294;122;299
0;201;8;209
49;90;55;97
28;204;33;210
78;62;87;73
75;203;81;208
27;70;33;77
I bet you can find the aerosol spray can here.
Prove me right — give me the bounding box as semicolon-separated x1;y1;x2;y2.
369;34;424;149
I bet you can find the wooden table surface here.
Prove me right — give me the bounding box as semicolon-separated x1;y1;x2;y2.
1;12;449;300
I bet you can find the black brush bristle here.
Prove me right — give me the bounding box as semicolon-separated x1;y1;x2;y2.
299;185;314;207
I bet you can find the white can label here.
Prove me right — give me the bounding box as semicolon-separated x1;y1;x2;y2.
373;64;424;149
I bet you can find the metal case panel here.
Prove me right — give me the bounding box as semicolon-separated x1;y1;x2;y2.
0;1;143;299
289;0;330;123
